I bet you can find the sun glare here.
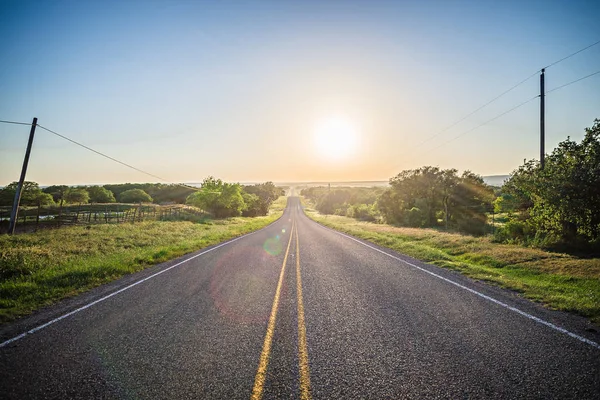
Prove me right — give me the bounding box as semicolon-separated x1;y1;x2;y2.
313;117;359;160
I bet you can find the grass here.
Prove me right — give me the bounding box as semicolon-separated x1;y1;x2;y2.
0;196;287;323
301;200;600;326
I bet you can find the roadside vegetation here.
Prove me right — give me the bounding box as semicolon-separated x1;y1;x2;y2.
302;204;600;324
0;178;285;232
300;119;600;324
495;119;600;252
0;186;286;323
302;119;600;255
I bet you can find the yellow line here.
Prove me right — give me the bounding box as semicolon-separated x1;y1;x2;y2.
295;221;312;400
251;219;295;400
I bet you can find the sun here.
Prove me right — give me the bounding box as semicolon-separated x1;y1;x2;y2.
313;116;359;160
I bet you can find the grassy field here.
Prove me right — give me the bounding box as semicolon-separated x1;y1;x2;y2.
301;201;600;325
0;197;287;323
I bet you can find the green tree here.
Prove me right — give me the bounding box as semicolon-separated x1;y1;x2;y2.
242;182;284;215
241;192;261;217
0;181;45;206
315;189;351;215
35;192;55;206
42;185;69;205
493;193;518;214
385;166;444;226
449;171;495;235
87;186;116;203
501;119;600;248
186;177;245;218
64;188;90;204
119;189;152;203
379;167;493;234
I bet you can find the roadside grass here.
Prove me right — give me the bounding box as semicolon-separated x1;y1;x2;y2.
0;196;287;323
301;201;600;325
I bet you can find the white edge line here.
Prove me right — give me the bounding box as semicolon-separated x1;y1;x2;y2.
313;221;600;350
1;230;260;348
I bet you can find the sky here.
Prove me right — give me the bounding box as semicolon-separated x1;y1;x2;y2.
1;0;599;185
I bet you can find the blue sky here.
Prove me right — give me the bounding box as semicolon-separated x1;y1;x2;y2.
1;0;599;185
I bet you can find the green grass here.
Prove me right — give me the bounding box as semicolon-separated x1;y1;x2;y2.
301;200;600;326
0;196;287;323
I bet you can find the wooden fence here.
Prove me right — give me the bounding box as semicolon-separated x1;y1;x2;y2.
0;203;207;233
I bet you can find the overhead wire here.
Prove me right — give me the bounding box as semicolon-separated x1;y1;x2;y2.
408;67;599;160
546;69;600;95
397;39;600;168
0;119;33;126
411;70;539;149
5;39;599;183
426;95;540;153
544;39;600;69
409;38;600;151
36;124;173;184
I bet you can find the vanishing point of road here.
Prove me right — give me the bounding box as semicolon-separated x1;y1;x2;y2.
1;197;599;399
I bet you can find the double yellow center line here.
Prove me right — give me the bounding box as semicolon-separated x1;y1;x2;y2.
251;217;311;400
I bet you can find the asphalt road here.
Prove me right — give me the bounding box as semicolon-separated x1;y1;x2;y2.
1;197;599;399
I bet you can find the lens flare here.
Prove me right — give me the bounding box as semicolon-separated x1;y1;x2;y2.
263;236;282;256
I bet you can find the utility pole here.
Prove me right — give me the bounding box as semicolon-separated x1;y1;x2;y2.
8;117;37;234
540;68;545;169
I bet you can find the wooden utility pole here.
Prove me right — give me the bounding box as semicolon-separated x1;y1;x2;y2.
8;117;37;234
540;69;545;169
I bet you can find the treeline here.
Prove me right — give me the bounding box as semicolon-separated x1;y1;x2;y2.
301;186;385;222
302;167;494;235
0;182;194;206
186;177;284;218
0;179;285;219
495;119;600;250
304;118;600;251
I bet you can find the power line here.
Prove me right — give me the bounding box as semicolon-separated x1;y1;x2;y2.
394;41;600;169
544;39;600;69
546;69;600;95
412;39;600;151
412;70;539;149
37;124;170;183
427;95;540;153
0;119;32;126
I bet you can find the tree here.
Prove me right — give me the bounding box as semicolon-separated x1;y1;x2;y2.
64;188;90;204
43;185;69;205
385;166;444;226
87;186;116;203
119;189;152;203
501;119;600;248
449;171;494;235
242;182;284;215
102;183;195;204
379;167;493;234
186;177;245;218
241;192;261;217
0;181;45;206
35;192;55;206
315;189;351;215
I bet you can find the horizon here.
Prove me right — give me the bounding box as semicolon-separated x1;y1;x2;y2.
0;174;511;189
1;1;599;185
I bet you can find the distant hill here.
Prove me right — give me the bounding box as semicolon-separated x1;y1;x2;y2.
483;175;510;187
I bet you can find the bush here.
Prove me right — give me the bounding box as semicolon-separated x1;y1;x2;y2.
493;219;535;244
120;189;153;203
405;207;425;227
349;204;379;222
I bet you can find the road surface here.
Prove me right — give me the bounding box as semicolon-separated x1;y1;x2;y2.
1;197;599;399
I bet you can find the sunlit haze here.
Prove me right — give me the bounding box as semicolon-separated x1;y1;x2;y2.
313;116;360;161
1;0;599;185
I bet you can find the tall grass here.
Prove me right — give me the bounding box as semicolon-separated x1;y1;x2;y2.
0;197;287;323
302;201;600;325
